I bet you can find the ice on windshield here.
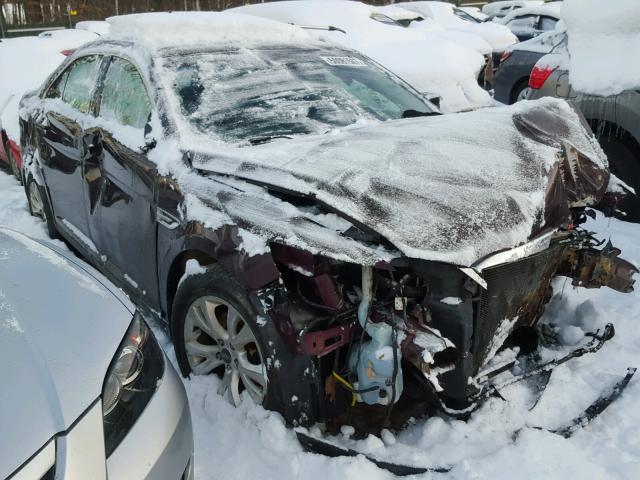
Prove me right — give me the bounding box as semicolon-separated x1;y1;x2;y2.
160;46;432;144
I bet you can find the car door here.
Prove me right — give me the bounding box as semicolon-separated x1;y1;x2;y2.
36;55;103;240
85;55;159;304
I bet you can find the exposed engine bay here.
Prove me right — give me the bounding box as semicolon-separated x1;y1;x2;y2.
258;219;637;433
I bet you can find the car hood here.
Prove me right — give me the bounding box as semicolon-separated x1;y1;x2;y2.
184;97;608;267
0;230;133;479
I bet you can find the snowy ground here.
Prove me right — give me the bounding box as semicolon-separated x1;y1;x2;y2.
1;167;638;479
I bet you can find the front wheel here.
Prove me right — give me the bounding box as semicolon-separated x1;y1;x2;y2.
171;263;316;425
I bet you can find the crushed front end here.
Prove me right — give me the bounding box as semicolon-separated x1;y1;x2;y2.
257;223;636;432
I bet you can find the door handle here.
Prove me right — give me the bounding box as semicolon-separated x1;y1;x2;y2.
83;132;103;160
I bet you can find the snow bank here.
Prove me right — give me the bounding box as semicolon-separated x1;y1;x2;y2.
0;31;97;141
563;0;640;96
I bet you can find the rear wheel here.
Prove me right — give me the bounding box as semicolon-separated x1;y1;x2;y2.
511;80;531;104
600;135;640;222
171;263;316;425
26;177;58;238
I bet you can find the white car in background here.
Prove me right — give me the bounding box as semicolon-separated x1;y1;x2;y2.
396;1;518;61
378;4;493;56
497;2;562;42
230;0;491;113
0;228;194;479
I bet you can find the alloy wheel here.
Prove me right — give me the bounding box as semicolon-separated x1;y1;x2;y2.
184;295;268;406
517;86;531;102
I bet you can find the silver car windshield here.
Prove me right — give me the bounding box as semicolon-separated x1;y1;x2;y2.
160;46;434;144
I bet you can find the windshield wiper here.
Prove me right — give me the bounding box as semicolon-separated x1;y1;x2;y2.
248;135;294;146
402;109;440;118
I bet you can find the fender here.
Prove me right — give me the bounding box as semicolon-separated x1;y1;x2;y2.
157;220;280;319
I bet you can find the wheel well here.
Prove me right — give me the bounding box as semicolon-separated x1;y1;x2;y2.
587;119;640;152
166;249;216;320
510;77;530;104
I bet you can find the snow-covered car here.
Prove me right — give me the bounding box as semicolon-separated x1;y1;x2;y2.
482;0;544;19
528;0;640;221
18;12;636;435
0;228;194;479
0;29;99;182
395;1;518;61
497;2;562;41
376;4;495;86
377;4;493;57
231;0;492;113
493;25;566;104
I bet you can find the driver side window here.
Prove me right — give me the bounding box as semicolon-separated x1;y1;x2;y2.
45;55;102;114
99;57;151;130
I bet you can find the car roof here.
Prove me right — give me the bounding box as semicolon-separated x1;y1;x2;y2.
104;11;313;52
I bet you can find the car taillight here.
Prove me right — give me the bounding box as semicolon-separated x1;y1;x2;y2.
529;65;556;89
60;49;75;57
499;50;512;64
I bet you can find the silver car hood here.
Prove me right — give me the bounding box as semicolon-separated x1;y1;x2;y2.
0;229;133;479
189;98;608;267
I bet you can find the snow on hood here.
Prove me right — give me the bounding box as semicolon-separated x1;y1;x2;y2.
230;1;491;113
563;0;640;96
396;1;518;51
0;32;97;141
0;229;132;478
177;98;607;267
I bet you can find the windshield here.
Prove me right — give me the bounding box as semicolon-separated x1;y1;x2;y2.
161;46;434;145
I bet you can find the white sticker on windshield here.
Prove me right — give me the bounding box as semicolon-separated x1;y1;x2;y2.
321;56;367;67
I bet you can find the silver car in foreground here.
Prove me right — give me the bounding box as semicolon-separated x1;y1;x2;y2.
0;228;193;479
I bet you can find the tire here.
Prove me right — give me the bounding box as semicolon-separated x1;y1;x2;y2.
600;135;640;222
26;176;58;238
510;80;531;104
171;264;316;425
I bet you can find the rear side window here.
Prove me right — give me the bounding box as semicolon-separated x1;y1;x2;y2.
99;57;151;129
539;16;558;31
60;56;102;114
507;14;538;30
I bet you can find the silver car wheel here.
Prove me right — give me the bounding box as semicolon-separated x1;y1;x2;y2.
184;295;267;406
517;86;531;102
29;182;44;218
